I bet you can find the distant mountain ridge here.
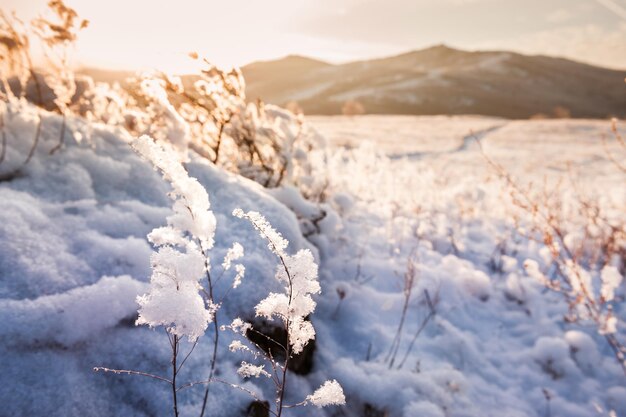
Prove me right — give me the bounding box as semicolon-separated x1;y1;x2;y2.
240;45;626;118
78;45;626;119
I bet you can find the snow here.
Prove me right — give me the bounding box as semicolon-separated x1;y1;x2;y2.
303;115;625;417
306;379;346;407
1;98;625;417
0;275;145;346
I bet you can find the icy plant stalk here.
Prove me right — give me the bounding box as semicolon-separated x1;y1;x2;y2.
138;135;220;417
95;135;220;417
32;0;89;154
132;135;217;339
230;209;345;416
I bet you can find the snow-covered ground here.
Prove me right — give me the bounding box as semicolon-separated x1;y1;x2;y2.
1;107;625;417
308;116;626;417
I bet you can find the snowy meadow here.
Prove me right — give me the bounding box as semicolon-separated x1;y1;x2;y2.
1;2;625;417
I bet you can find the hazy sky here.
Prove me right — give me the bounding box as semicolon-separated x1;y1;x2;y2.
2;0;626;72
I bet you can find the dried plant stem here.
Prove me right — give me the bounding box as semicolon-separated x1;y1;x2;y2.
0;110;6;164
601;132;626;173
198;244;219;417
212;116;231;164
386;251;418;369
276;324;291;417
476;138;626;376
0;113;42;182
397;289;436;369
49;111;66;155
170;334;180;417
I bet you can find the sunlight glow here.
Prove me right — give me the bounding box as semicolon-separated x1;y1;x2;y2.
1;0;625;71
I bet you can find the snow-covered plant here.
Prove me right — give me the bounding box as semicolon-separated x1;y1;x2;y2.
75;80;131;127
96;135;248;417
137;76;190;155
0;9;44;181
0;9;36;103
31;0;88;154
305;380;346;407
385;250;437;370
479;143;626;374
133;58;323;189
0;1;88;180
226;208;345;416
131;135;217;339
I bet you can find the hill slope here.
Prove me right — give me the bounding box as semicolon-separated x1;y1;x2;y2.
242;45;626;118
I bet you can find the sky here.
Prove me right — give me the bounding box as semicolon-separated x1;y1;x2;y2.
1;0;626;73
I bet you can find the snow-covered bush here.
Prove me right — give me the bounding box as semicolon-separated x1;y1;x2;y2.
31;0;88;153
95;135;225;417
0;0;87;180
2;2;324;194
123;60;324;189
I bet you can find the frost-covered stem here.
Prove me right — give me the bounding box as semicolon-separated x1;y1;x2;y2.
275;243;297;417
265;242;295;417
199;247;219;417
178;377;278;417
248;214;295;417
0;111;6;164
199;318;219;417
386;255;416;369
25;57;44;107
276;318;291;417
282;400;308;409
93;367;172;384
171;334;180;417
397;290;436;370
601;122;626;173
212;116;231;164
542;389;552;417
177;339;199;374
0;113;42;182
241;212;295;302
49;111;66;155
22;114;42;167
385;297;408;369
247;327;288;354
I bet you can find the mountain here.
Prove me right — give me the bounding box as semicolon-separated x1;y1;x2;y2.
241;45;626;118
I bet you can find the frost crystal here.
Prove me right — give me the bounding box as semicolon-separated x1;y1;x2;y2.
601;266;623;302
222;242;244;270
524;259;545;284
306;380;346;407
229;340;249;352
599;313;618;335
237;362;270;378
233;264;246;289
233;209;288;256
230;317;252;334
133;135;217;250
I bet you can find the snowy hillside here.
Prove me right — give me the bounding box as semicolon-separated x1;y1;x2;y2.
1;95;625;417
241;46;626;118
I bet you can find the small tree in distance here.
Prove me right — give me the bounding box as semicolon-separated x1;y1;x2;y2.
342;99;365;116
